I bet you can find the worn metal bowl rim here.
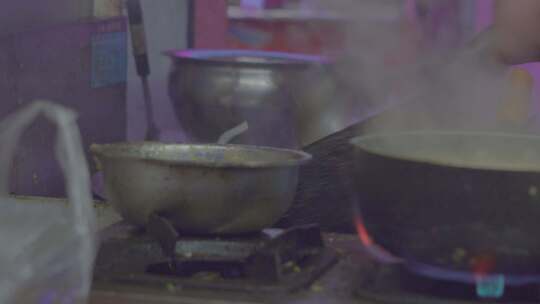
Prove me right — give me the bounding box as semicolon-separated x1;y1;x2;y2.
91;142;312;169
350;130;540;173
164;49;330;68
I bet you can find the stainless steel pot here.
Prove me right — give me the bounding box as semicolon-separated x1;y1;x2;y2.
90;142;311;235
166;49;361;148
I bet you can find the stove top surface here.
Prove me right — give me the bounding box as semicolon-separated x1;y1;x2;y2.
90;223;540;304
91;222;343;304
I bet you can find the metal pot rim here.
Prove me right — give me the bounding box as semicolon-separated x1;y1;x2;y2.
90;142;312;169
350;130;540;173
164;49;330;68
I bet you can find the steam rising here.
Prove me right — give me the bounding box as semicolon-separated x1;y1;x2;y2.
311;0;509;134
281;1;537;234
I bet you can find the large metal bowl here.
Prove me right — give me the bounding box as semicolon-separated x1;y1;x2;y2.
166;49;360;148
350;131;540;276
90;142;311;235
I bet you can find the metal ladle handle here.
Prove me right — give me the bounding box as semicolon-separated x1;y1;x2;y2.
218;121;249;145
127;0;160;141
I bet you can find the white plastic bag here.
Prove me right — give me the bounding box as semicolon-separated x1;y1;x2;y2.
0;101;96;303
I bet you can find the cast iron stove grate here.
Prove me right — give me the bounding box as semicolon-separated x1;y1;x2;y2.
93;216;338;295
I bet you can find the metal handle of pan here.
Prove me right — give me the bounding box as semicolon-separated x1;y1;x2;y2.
218;121;249;145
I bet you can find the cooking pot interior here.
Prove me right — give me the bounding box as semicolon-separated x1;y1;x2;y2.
351;131;540;172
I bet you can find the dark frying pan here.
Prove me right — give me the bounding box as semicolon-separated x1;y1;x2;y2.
350;130;540;278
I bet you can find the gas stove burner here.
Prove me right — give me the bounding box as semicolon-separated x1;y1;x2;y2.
93;220;338;295
354;216;540;301
406;259;540;287
354;262;540;304
146;215;335;285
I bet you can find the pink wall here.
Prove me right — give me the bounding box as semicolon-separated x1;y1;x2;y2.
194;0;228;48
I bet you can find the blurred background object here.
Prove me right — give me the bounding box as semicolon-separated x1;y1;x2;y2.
0;0;127;197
